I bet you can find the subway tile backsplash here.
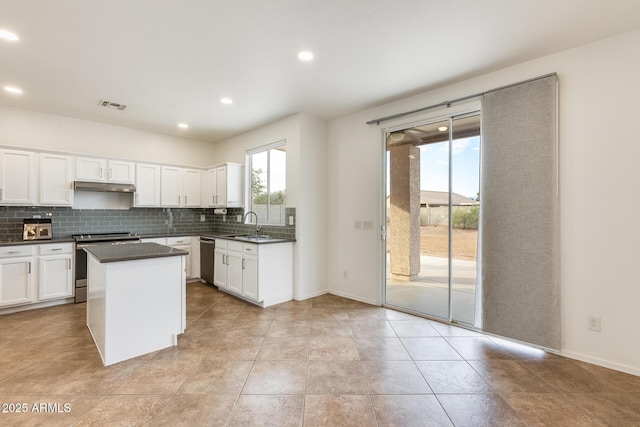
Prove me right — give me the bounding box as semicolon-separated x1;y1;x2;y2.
0;206;296;242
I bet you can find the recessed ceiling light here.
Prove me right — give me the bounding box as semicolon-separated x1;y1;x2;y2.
438;126;448;132
220;97;233;105
0;29;19;41
178;123;189;129
4;86;23;95
297;51;314;61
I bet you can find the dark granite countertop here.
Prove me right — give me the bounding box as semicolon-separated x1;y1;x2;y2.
84;242;188;263
211;235;296;244
0;237;76;247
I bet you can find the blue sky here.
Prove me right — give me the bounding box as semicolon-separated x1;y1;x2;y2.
420;136;480;199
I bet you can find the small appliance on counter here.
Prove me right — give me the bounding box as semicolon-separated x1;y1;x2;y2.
23;218;53;241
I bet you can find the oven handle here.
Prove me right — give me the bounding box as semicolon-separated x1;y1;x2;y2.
76;243;97;249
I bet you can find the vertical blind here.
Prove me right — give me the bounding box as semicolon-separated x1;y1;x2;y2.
480;74;560;350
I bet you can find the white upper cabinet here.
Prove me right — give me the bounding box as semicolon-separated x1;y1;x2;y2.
75;157;135;184
39;153;74;206
107;160;136;183
75;157;106;181
160;166;183;207
135;163;161;207
0;149;36;205
205;163;243;207
183;169;202;207
160;166;201;207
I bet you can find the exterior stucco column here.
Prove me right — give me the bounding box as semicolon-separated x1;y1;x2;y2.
389;144;420;280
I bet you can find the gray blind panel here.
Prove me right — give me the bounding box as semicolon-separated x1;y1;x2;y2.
481;75;560;350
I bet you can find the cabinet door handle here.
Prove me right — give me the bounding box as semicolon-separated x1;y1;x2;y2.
242;259;245;270
136;193;140;204
109;168;113;179
223;254;226;265
8;250;20;254
185;196;188;205
28;262;31;274
99;167;103;178
0;188;3;200
51;248;62;251
66;190;70;201
178;195;181;205
67;259;71;269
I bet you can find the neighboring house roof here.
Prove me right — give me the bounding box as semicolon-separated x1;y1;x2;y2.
420;190;478;206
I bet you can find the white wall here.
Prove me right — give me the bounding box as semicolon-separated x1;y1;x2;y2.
0;105;216;167
327;28;640;375
211;113;329;300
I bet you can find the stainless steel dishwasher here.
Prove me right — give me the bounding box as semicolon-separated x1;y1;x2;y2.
200;237;215;285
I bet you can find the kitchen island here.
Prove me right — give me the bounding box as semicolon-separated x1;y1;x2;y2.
85;242;188;366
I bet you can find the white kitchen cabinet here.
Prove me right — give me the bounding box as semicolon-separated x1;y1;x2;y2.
0;245;36;308
161;167;202;207
167;237;193;279
0;149;36;205
213;238;293;307
107;160;136;183
135;163;161;207
242;253;259;301
75;157;106;181
213;248;227;289
214;238;241;289
160;166;182;207
39;153;74;206
205;163;243;207
38;243;73;301
75;157;135;184
184;169;202;207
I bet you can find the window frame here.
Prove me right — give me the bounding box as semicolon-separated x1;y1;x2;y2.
245;139;287;226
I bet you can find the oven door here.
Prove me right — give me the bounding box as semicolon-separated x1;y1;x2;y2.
74;244;93;303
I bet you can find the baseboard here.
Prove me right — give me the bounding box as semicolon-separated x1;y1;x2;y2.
295;289;329;301
561;350;640;377
328;289;379;306
0;297;74;315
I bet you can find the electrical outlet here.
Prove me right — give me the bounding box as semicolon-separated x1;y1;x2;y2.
200;215;205;222
588;316;601;332
237;215;242;222
289;216;294;226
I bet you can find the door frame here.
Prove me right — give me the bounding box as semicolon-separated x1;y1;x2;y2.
379;101;481;323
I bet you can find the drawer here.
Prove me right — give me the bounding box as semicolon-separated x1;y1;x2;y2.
0;245;34;257
167;236;192;246
242;243;258;255
215;238;228;249
227;240;243;252
38;243;74;255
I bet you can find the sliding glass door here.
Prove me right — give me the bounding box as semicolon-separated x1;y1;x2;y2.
384;113;481;325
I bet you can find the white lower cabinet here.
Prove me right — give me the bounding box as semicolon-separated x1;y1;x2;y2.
142;237;194;280
0;257;35;307
213;238;293;307
0;243;74;309
38;243;73;301
242;254;258;301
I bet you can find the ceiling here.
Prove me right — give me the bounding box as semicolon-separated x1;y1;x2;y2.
2;0;640;143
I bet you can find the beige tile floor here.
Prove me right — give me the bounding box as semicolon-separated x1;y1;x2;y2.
1;282;640;426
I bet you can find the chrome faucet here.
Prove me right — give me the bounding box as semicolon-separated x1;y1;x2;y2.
244;211;262;235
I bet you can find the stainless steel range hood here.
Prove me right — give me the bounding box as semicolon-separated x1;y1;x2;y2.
74;181;136;193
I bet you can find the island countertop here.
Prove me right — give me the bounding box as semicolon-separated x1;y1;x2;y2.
85;242;188;263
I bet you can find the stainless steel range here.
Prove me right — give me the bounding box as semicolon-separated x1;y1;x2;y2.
73;232;140;303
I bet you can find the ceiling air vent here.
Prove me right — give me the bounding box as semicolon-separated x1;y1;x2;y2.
98;100;127;111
